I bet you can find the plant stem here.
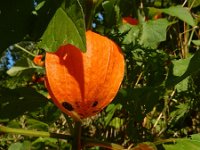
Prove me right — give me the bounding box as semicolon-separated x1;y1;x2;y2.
14;44;36;57
0;125;71;140
0;125;50;137
72;121;82;150
0;125;124;149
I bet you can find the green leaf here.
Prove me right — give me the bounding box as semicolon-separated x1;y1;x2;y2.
131;87;163;113
168;103;189;128
172;58;191;77
192;40;200;46
118;87;163;123
167;50;200;86
188;0;200;8
0;0;33;52
31;137;72;149
161;5;196;26
102;0;120;27
0;87;48;120
171;57;191;91
35;1;46;11
21;141;32;150
8;141;31;150
8;142;23;150
30;102;61;124
26;118;49;131
122;25;140;45
32;137;58;145
109;117;124;129
104;103;122;126
6;58;41;77
139;18;169;48
163;134;200;150
39;0;86;52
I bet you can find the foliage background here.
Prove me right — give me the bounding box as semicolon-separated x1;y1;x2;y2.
0;0;200;149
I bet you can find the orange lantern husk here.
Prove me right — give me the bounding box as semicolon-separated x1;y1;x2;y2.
123;17;138;25
45;30;125;121
33;55;45;67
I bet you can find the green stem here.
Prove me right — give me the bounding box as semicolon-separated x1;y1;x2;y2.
0;125;50;137
0;125;71;140
0;125;124;149
72;121;82;150
14;44;36;57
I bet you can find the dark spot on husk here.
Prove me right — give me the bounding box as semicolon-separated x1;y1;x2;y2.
92;101;98;107
62;102;74;111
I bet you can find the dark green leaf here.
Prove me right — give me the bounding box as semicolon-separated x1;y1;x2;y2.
0;87;48;120
30;102;61;124
30;0;63;40
39;0;86;52
118;87;163;122
0;0;33;52
102;0;120;27
168;103;189;128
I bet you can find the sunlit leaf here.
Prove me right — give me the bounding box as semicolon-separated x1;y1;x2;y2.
161;5;196;26
39;0;86;52
163;134;200;150
139;18;169;48
104;103;122;126
8;142;23;150
167;50;200;87
8;141;31;150
192;40;200;46
109;117;124;129
171;57;191;91
6;58;42;76
122;25;140;45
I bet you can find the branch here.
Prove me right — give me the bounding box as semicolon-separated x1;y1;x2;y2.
14;44;36;57
72;121;82;150
0;125;124;149
0;125;71;140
